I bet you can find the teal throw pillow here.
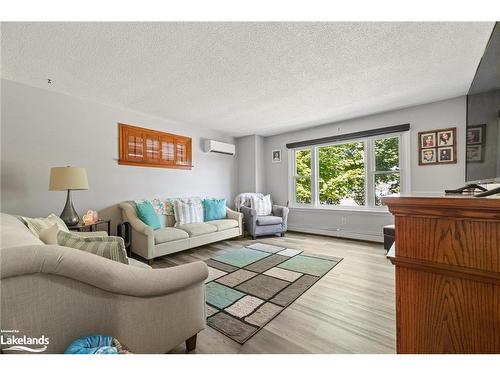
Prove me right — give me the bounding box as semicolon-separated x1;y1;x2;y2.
203;199;227;221
136;200;161;229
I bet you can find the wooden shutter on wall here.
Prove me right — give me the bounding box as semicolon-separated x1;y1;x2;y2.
118;123;192;169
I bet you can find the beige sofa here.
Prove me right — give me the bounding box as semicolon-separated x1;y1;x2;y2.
0;213;208;354
119;201;243;263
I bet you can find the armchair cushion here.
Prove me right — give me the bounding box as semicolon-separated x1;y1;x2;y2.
57;230;129;265
250;194;272;215
256;215;283;226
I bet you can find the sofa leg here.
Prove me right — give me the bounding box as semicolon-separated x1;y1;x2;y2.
252;235;257;240
186;334;197;353
148;259;154;265
281;232;285;237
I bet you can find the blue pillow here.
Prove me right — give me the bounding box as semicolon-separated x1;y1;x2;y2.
203;198;227;221
136;201;160;229
64;335;117;354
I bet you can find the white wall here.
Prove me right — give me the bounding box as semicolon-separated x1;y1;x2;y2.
1;79;236;233
263;97;466;241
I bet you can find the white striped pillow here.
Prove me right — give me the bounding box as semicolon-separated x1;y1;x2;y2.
21;214;70;237
173;198;204;225
251;194;272;216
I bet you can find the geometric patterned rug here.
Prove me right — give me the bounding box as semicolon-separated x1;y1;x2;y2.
204;243;342;344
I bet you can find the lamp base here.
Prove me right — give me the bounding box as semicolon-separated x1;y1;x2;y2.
60;190;80;226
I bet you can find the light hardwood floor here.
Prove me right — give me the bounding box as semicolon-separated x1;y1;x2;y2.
147;232;396;354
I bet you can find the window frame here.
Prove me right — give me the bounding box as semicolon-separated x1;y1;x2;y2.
289;132;408;210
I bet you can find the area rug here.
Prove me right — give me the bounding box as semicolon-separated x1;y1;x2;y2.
204;243;342;344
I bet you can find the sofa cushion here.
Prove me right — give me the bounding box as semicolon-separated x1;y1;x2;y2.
176;223;217;237
136;201;161;229
154;227;189;244
173;198;204;225
203;198;227;221
207;219;239;232
256;215;283;226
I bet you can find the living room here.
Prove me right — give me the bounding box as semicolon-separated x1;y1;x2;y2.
1;1;500;373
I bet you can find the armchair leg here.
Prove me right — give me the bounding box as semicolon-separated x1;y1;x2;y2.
148;259;154;266
252;235;257;240
186;334;197;353
281;233;285;237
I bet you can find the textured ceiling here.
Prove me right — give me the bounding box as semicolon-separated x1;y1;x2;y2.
1;22;494;136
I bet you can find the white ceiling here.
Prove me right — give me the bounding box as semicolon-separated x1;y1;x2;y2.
1;22;494;137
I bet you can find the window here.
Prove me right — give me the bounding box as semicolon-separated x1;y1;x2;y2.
119;123;192;169
294;149;312;204
291;134;406;209
374;136;400;206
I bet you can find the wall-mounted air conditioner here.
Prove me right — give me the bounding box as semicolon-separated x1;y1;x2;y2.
203;140;236;156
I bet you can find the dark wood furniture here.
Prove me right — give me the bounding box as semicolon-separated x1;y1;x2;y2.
118;123;192;169
384;195;500;354
68;219;111;235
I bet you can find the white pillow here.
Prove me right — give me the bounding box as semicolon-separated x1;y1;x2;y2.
251;194;272;216
21;214;69;237
173;198;204;225
39;224;59;245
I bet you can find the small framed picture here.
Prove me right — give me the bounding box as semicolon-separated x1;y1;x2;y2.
421;148;436;164
420;132;436;148
467;145;483;162
466;124;485;145
418;127;457;165
437;130;454;146
272;149;282;163
438;147;454;163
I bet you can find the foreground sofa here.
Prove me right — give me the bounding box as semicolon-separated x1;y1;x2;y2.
119;200;243;263
0;213;208;354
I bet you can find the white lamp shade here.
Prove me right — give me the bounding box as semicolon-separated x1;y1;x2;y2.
49;167;89;191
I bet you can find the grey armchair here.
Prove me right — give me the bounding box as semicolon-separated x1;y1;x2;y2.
240;204;289;240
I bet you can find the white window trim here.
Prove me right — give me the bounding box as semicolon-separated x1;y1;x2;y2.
288;132;410;211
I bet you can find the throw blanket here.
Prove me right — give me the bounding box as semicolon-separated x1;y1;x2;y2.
233;193;264;212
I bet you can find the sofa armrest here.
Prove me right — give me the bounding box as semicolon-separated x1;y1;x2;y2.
226;207;243;231
273;205;289;231
119;202;153;236
272;205;289;220
1;245;208;297
240;206;257;236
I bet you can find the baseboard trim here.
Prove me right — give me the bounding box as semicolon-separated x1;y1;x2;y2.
288;225;383;243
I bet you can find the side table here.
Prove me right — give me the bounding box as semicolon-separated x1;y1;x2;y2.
68;219;111;235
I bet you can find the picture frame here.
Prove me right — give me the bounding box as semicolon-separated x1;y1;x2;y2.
272;149;282;163
466;124;485;145
421;148;436;164
466;144;483;163
418;127;456;166
438;146;454;163
420;132;436;148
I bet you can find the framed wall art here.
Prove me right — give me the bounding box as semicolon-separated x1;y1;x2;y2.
418;127;456;165
466;124;486;163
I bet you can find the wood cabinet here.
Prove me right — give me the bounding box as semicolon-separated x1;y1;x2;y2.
118;123;192;169
383;196;500;354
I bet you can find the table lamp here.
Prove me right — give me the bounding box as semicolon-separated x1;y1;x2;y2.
49;166;89;226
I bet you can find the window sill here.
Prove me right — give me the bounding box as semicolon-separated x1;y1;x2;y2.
289;205;391;215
